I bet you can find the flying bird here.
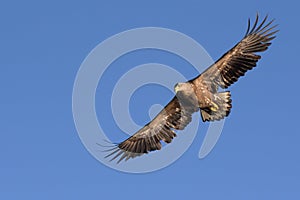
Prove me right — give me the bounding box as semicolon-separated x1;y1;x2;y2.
104;14;278;163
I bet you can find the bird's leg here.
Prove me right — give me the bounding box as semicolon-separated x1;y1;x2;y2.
210;102;219;112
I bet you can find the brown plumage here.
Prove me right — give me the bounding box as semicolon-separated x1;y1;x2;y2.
104;14;278;163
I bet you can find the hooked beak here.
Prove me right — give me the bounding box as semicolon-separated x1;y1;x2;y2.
174;84;180;93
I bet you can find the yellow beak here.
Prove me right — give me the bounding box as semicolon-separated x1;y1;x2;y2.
174;85;180;93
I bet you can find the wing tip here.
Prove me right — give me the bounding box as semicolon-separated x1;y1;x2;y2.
245;13;279;37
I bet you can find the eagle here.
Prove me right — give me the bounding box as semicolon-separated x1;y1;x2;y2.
104;14;278;163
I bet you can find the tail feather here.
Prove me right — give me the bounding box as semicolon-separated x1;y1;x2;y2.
200;91;232;122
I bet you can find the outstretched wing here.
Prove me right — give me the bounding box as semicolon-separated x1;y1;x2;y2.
105;97;199;163
196;14;278;90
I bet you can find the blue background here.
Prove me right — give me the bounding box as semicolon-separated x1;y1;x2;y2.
1;0;299;199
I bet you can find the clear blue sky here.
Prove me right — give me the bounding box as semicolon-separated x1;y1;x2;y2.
1;0;299;199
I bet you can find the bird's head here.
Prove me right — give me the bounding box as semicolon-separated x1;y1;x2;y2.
174;82;184;93
174;82;193;94
174;82;197;105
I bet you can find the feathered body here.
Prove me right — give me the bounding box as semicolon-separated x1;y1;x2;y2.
104;14;278;163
